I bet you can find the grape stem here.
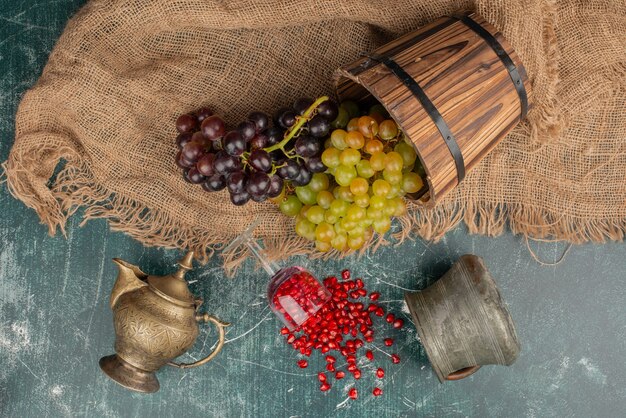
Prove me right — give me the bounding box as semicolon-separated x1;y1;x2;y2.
264;95;329;154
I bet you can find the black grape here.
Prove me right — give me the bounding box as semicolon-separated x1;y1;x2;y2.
267;175;284;198
304;156;326;173
196;153;216;176
249;132;268;149
293;97;314;115
250;193;268;203
196;107;213;122
182;142;204;162
223;131;246;156
202;175;226;192
176;133;192;149
176;114;198;134
230;190;251;206
249;149;272;173
185;167;205;184
265;127;284;146
238;120;257;142
246;171;271;196
317;99;339;121
176;151;195;169
308;114;330;138
226;171;247;194
294;135;321;157
201;116;226;140
291;165;312;187
276;109;297;129
277;159;300;180
247;111;269;132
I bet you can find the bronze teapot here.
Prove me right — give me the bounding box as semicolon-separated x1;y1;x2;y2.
99;252;229;393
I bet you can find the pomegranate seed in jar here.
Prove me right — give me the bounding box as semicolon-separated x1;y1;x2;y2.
373;387;383;396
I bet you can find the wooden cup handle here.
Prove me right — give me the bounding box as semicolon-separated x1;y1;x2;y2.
445;365;481;381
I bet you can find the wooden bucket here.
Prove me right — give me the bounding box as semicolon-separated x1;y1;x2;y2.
334;12;531;206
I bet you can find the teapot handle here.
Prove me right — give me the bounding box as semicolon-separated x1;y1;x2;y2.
167;313;230;369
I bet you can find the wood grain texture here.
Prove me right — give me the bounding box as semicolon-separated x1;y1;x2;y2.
1;2;625;418
335;13;531;206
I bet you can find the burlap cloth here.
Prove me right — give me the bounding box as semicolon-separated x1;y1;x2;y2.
4;0;626;272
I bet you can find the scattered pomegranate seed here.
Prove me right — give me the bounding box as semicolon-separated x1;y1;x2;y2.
369;292;380;301
384;338;393;346
366;350;374;361
355;279;364;288
335;370;345;379
287;335;296;344
348;387;358;399
385;313;395;323
341;269;350;280
320;382;331;392
325;355;336;363
280;327;290;334
318;372;327;382
326;363;335;372
376;368;385;378
393;319;404;329
353;370;362;379
297;360;308;368
391;354;400;364
375;307;385;317
373;387;383;396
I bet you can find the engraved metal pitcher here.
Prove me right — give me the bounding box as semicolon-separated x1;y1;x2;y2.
99;252;229;393
404;255;520;382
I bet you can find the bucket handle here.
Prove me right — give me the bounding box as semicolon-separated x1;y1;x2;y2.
446;365;481;381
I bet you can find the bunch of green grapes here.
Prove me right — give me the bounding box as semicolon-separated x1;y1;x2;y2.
278;102;425;252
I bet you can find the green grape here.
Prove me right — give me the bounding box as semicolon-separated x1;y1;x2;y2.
321;147;341;168
353;193;370;208
356;160;375;179
391;197;407;216
316;190;334;209
295;218;316;240
335;165;357;187
369;195;386;210
341;101;360;119
388;182;405;199
394;142;417;167
341;218;358;231
333;186;354;203
347;225;366;237
383;169;403;185
373;217;391;234
346;204;366;222
372;179;391;197
349;177;369;195
345;131;365;149
401;171;423;194
384;201;396;216
339;148;361;166
385;152;404;172
360;217;373;227
305;205;325;224
316;240;331;252
331;106;350;129
324;137;333;149
279;195;303;217
300;204;311;217
347;234;366;250
378;120;399;140
329;198;350;217
315;222;336;242
367;207;383;221
346;118;359;132
334;220;346;235
324;210;339;224
370;151;387;171
295;186;318;205
331;232;348;251
309;173;329;192
330;129;348;150
369;104;388;118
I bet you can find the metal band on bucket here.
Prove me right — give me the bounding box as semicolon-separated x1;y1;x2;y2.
363;53;466;185
451;14;529;120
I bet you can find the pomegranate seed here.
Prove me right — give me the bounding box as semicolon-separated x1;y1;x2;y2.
325;355;336;363
320;382;331;392
335;370;345;379
353;370;362;379
347;363;357;372
391;354;400;364
369;292;380;301
287;335;296;344
280;327;290;334
385;313;395;323
326;363;335;372
376;368;385;378
346;354;356;363
375;307;384;317
393;319;404;329
297;359;308;368
367;304;378;312
341;269;350;280
355;279;364;288
384;338;393;347
348;387;358;400
318;372;327;382
366;350;374;361
373;387;383;396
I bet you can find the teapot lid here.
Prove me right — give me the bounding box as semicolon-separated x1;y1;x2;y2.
146;252;196;306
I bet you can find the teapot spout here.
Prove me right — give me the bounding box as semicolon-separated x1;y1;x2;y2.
110;258;148;308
